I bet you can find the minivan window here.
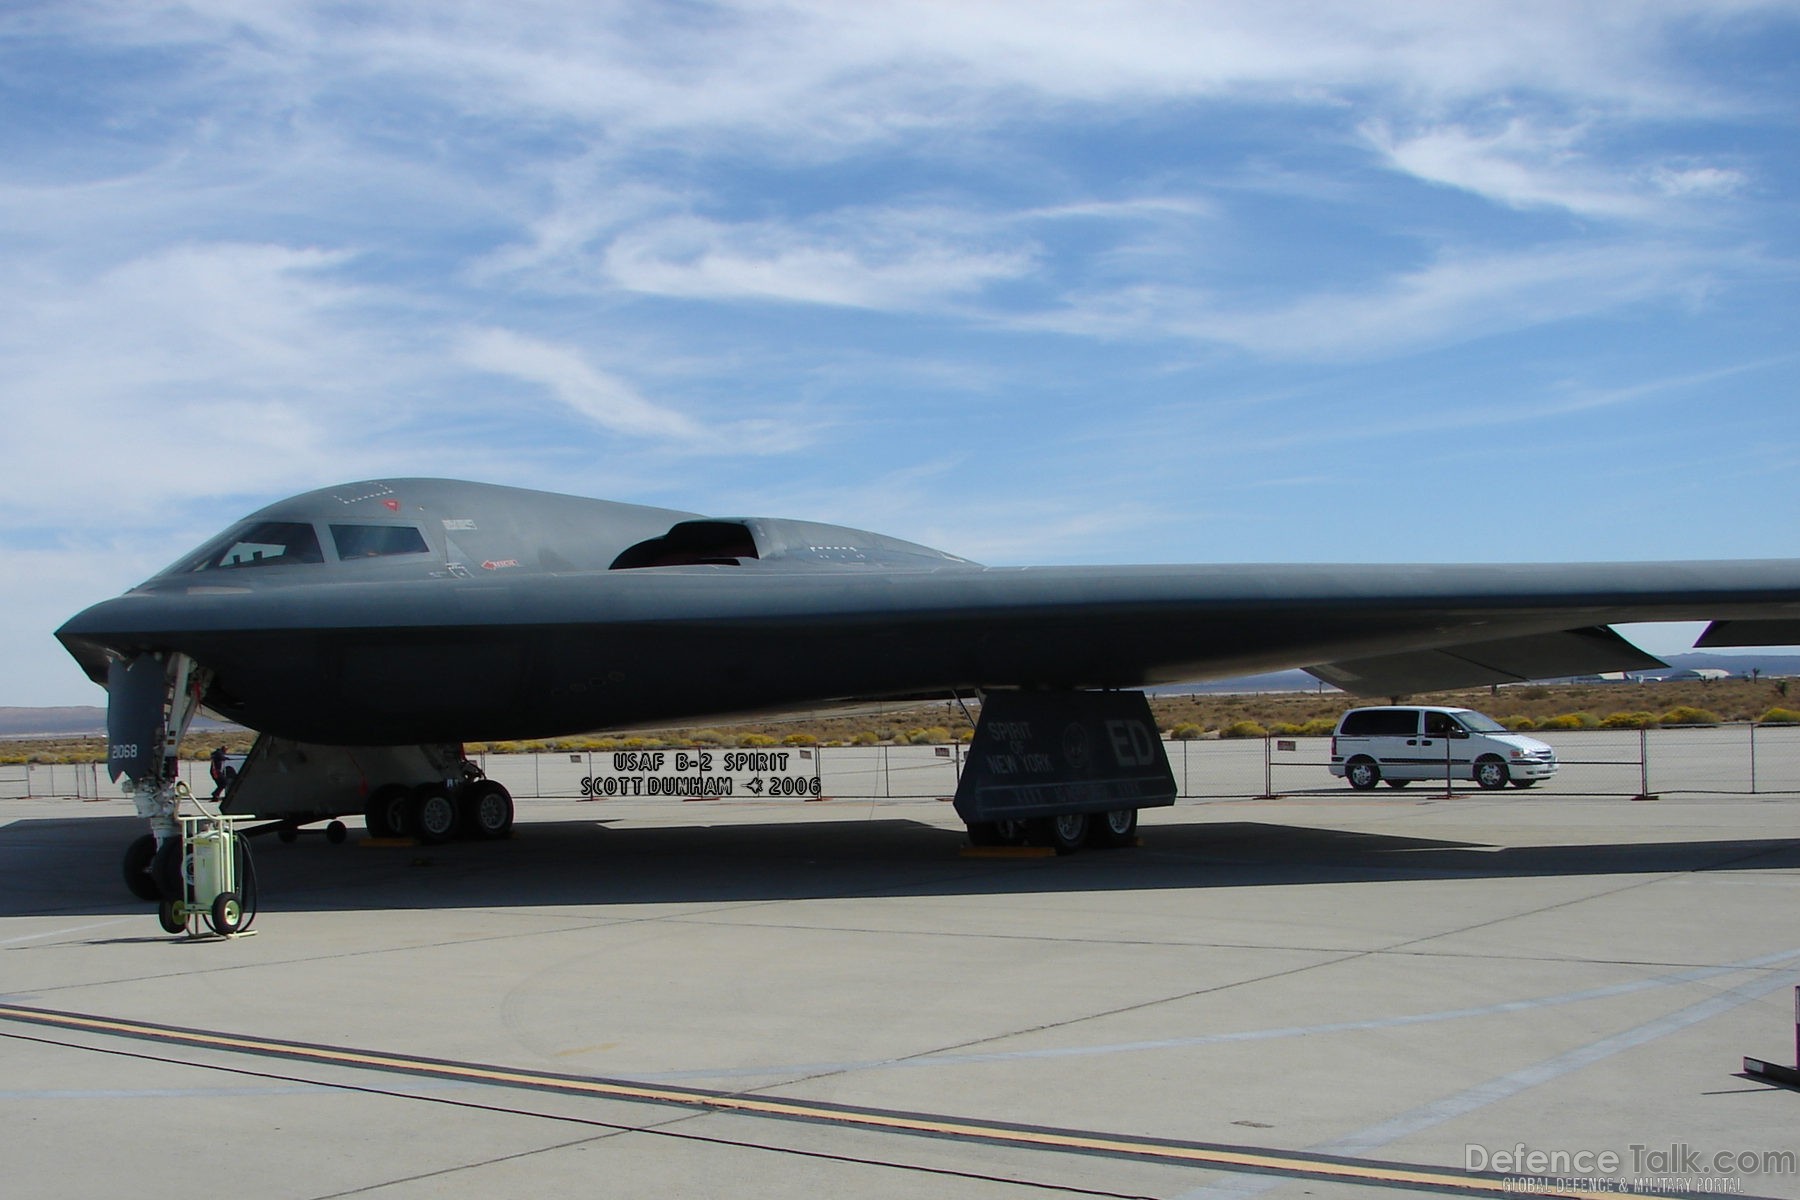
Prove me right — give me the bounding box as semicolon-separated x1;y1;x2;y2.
1341;709;1419;737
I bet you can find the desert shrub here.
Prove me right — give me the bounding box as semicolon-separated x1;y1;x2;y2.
1169;723;1205;740
1268;722;1304;736
906;726;952;745
1502;715;1537;731
1539;712;1599;730
1300;718;1337;736
849;731;882;745
782;733;816;746
1222;720;1268;739
740;733;778;747
1658;706;1720;727
1756;707;1800;725
689;729;727;745
1600;711;1658;729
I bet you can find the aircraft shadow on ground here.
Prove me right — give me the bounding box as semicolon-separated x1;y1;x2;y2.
4;812;1798;918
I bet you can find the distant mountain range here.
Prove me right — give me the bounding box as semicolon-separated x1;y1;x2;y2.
0;708;241;738
1163;652;1800;694
6;652;1795;736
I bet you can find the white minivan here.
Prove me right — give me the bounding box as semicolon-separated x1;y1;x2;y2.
1329;706;1557;790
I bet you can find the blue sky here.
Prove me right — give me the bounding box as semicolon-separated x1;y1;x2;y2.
4;1;1797;707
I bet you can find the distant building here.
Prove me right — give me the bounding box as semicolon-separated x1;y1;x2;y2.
1650;668;1732;682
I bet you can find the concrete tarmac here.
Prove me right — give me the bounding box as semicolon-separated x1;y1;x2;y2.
3;777;1799;1199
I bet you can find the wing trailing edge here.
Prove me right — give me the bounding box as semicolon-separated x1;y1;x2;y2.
1305;625;1667;695
1696;619;1800;648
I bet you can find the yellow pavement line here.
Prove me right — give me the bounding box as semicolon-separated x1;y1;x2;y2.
0;1003;1656;1199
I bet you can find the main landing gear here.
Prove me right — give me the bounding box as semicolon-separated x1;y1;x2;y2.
965;808;1139;854
362;771;514;844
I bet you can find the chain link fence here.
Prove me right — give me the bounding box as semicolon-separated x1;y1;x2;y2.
8;725;1798;802
1;762;103;800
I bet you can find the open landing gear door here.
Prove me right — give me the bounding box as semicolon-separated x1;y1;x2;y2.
953;691;1176;825
106;654;168;786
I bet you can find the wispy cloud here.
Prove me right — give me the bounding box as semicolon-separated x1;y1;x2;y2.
1020;241;1742;360
1364;118;1750;221
458;327;703;440
599;210;1035;310
0;242;412;522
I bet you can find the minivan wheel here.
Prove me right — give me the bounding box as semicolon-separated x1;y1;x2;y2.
1346;759;1380;790
1475;757;1510;790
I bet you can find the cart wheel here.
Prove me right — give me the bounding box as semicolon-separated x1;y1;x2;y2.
158;899;186;935
210;891;243;936
325;820;348;844
123;834;160;902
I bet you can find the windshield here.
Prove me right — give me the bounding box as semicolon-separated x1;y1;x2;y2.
169;521;325;573
332;524;429;559
1457;711;1507;733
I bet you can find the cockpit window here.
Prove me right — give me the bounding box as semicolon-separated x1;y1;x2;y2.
331;524;429;559
181;521;325;571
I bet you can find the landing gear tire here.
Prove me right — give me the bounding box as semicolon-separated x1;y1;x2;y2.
157;899;186;935
365;784;411;838
1475;757;1510;790
123;834;160;901
1031;812;1090;855
413;785;459;844
1346;758;1380;790
462;780;514;840
1086;808;1138;849
326;820;348;843
209;891;243;936
152;838;184;900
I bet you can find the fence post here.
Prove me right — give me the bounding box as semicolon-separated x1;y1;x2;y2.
1633;726;1656;801
1750;722;1759;795
1262;735;1274;798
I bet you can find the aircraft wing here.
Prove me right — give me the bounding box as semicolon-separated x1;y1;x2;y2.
59;551;1800;744
48;479;1799;743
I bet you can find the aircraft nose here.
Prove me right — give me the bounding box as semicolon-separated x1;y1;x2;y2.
56;592;168;684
